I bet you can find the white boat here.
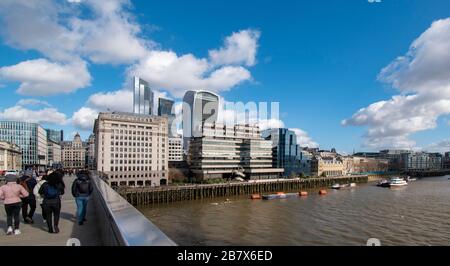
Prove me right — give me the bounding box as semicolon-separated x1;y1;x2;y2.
405;176;417;182
332;184;341;189
389;177;408;187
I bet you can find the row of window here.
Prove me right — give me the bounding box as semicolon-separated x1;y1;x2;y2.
110;141;165;147
111;153;153;158
110;159;159;164
110;166;166;171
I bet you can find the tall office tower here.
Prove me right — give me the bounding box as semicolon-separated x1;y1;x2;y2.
158;97;177;137
45;129;64;143
0;121;48;168
94;112;169;187
133;76;153;115
182;90;219;151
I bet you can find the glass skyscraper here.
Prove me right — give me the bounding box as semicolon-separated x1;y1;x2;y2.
158;98;176;137
182;90;219;151
46;129;64;143
133;76;153;115
158;98;174;116
0;121;48;167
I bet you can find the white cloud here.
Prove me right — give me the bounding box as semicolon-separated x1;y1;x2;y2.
258;119;285;131
0;1;259;99
127;50;252;98
209;29;260;66
425;139;450;153
0;59;91;96
87;89;133;112
289;128;319;148
0;105;68;125
0;0;151;65
256;118;319;148
70;107;98;130
70;0;152;64
16;98;51;107
0;0;81;62
343;18;450;150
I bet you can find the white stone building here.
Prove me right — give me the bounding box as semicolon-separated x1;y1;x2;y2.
94;112;169;187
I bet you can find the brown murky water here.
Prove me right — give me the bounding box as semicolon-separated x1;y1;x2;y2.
138;176;450;246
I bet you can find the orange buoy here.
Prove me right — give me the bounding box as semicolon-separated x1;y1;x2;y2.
251;194;262;200
299;191;308;196
319;189;328;195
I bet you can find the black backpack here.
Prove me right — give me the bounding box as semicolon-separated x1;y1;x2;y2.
77;180;90;194
44;184;60;199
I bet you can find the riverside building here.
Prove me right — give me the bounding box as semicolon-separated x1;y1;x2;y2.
0;121;47;168
188;122;284;180
262;128;303;177
94;112;169;187
311;152;344;177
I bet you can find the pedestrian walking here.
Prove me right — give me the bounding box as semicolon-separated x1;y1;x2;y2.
39;172;65;233
19;169;37;224
0;174;29;235
33;174;49;222
71;170;93;225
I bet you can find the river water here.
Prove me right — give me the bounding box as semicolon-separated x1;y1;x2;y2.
138;176;450;246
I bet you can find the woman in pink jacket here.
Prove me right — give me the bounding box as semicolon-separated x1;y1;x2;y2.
0;174;29;235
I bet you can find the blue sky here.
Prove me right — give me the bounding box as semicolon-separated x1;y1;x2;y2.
1;0;450;153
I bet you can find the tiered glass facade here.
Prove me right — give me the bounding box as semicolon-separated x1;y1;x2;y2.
133;76;153;115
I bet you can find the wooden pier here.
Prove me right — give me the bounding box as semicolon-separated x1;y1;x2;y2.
123;175;368;206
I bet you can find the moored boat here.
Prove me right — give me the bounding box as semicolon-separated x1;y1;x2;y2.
332;184;341;189
389;177;408;187
377;179;390;187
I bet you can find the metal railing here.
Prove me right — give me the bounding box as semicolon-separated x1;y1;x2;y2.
91;172;176;246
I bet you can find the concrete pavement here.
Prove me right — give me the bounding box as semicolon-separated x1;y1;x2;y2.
0;175;102;246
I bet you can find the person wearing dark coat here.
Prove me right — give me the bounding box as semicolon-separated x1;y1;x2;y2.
19;169;37;224
71;170;93;225
39;172;65;233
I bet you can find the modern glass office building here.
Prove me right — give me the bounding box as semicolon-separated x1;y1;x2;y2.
262;128;303;177
182;90;219;151
158;98;174;116
46;129;63;143
0;121;48;168
133;76;153;115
